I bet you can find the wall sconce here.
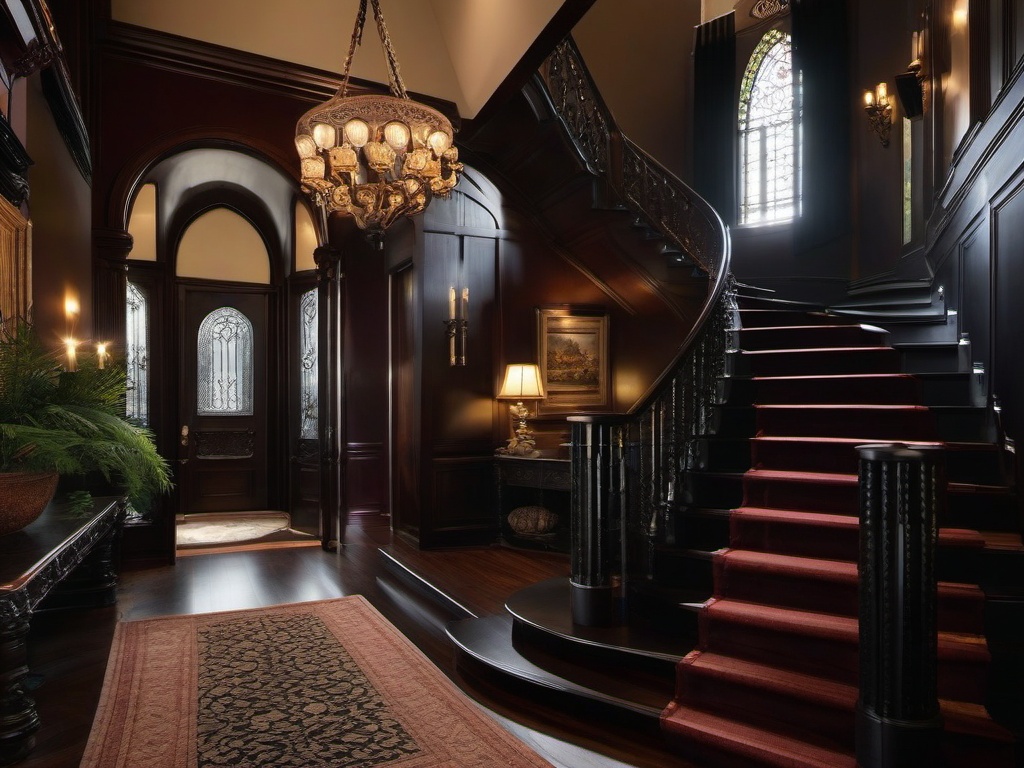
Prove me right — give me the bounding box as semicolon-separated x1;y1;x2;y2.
863;82;893;147
895;30;926;119
444;286;468;366
495;363;546;457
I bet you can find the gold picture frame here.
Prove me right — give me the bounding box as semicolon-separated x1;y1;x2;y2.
536;307;609;414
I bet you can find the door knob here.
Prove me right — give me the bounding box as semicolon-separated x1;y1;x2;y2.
180;425;190;446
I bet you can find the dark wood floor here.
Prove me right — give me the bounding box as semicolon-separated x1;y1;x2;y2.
19;515;698;768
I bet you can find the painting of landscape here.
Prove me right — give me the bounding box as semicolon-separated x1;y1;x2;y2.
537;308;609;413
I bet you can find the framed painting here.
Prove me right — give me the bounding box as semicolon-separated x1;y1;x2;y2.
536;307;609;414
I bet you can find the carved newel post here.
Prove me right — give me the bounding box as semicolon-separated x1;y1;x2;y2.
314;244;346;550
856;443;945;768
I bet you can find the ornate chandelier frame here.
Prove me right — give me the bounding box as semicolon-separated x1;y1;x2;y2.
295;0;463;233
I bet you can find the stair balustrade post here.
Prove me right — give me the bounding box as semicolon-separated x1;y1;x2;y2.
568;415;629;626
856;443;945;768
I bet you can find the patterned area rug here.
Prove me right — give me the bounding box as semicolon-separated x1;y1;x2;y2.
81;597;551;767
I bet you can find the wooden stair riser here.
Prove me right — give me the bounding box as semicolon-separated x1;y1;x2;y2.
754;406;938;441
736;308;840;328
728;349;900;377
748;438;1009;485
722;374;923;406
732;326;889;351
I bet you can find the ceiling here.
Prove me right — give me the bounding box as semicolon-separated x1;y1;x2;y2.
110;0;571;120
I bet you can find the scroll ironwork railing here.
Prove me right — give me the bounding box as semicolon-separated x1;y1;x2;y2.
537;38;734;621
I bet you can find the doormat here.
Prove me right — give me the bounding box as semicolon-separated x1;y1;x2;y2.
81;596;551;767
175;511;319;555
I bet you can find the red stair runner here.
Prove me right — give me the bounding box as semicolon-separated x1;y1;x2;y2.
661;310;1017;767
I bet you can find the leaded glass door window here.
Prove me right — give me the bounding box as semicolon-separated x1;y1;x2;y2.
299;288;318;440
126;281;150;425
738;30;799;225
197;307;254;415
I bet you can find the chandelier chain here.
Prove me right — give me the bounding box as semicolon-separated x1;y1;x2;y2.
339;0;408;100
370;0;408;99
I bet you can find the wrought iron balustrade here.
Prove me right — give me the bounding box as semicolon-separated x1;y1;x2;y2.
537;37;734;622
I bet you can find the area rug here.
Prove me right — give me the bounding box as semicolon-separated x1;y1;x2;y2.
81;596;551;767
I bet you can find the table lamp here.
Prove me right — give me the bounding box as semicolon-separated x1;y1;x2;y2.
496;363;546;456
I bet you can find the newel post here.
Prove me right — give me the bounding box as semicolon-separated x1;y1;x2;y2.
568;414;629;626
856;443;945;768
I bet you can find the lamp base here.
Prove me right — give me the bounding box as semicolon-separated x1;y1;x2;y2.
497;435;540;457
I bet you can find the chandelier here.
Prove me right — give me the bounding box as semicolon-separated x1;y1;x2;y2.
295;0;462;233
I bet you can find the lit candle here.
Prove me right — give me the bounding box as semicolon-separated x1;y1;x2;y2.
864;90;874;107
64;296;79;320
448;287;456;320
876;82;888;105
96;343;107;370
461;287;469;319
65;338;77;372
912;31;919;62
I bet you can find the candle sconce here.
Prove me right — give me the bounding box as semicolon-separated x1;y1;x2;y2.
444;286;468;366
863;82;893;147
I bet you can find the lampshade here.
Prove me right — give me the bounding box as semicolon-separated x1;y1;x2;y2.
497;364;545;400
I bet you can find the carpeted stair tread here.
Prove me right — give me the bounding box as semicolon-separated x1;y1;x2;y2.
661;701;856;768
700;599;993;706
675;651;1016;763
713;549;985;632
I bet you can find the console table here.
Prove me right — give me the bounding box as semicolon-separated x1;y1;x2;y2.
0;495;125;765
495;455;571;552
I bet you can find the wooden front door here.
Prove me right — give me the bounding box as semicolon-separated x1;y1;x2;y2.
178;286;270;514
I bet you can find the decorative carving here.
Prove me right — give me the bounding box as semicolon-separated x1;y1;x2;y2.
195;430;255;459
507;506;559;536
751;0;789;20
10;39;55;77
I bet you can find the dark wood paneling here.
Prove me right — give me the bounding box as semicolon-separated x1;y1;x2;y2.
429;457;499;546
347;445;385;516
993;176;1024;445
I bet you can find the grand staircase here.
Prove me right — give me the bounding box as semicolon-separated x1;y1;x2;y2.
448;289;1023;767
657;290;1021;767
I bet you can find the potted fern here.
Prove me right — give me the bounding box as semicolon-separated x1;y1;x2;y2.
0;321;171;535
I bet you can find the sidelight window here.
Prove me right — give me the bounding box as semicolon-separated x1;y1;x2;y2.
197;307;254;415
125;281;150;425
299;289;318;440
738;29;798;225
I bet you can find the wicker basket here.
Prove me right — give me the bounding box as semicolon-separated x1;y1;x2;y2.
0;471;59;536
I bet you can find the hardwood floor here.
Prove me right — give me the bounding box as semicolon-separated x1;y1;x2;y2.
18;515;698;768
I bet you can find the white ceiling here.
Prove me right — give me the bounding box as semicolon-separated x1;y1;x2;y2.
110;0;567;119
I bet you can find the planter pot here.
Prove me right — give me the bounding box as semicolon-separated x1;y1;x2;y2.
0;471;59;536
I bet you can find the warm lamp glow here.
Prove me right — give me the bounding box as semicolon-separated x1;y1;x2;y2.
496;363;546;457
64;296;79;319
497;364;546;400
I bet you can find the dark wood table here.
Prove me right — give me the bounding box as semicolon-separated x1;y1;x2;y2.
0;495;125;765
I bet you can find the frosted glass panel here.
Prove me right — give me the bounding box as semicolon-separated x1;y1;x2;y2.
126;281;149;425
197;307;254;415
299;289;318;439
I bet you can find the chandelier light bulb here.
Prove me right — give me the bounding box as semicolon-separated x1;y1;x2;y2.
384;121;411;151
311;123;336;150
344;119;370;148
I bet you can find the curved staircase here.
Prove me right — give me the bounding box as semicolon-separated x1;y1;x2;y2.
449;290;1023;767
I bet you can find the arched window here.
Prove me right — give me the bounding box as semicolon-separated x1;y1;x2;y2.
738;29;798;225
299;289;318;440
197;307;254;415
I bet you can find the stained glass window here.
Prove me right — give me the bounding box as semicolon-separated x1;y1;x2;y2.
125;281;149;425
739;30;798;225
299;289;318;440
197;307;254;415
